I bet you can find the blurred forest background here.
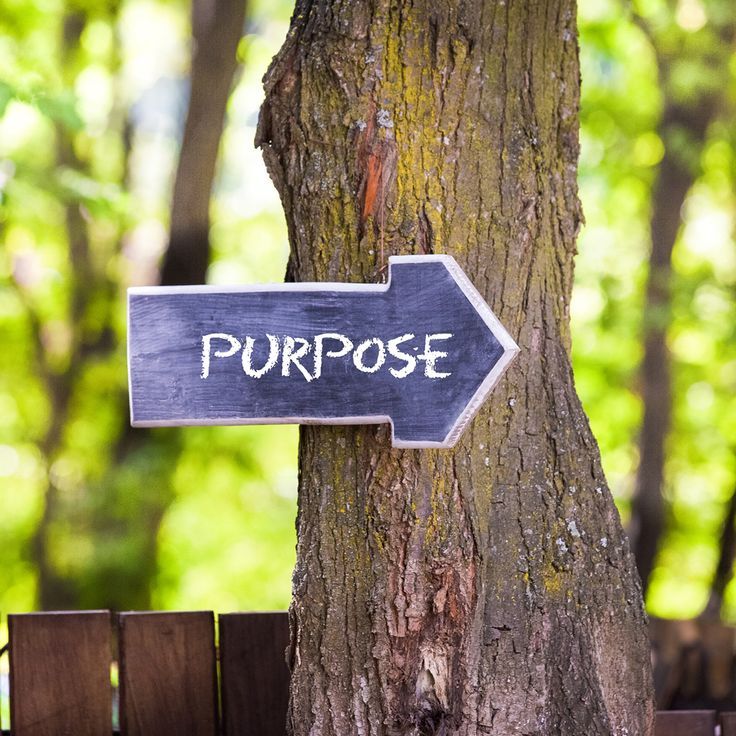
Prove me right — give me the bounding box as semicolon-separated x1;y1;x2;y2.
0;0;735;641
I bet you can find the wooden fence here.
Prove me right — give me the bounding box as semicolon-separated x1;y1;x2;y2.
0;610;288;735
0;610;733;735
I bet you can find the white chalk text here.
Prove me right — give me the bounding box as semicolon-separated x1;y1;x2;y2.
200;332;453;382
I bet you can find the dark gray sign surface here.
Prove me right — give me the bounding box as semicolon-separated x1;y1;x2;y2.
127;255;518;448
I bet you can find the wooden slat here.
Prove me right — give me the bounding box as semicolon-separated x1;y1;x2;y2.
118;611;217;736
721;712;736;736
1;640;6;732
220;612;289;736
9;611;112;736
655;710;717;735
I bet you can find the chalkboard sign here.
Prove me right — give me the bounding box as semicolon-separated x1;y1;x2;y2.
127;255;518;448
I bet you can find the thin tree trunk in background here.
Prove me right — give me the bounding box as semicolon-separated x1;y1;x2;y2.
31;0;246;609
161;0;246;285
705;471;736;617
96;0;247;607
648;462;736;708
32;11;96;609
258;1;654;733
630;97;718;596
628;13;736;595
111;0;247;495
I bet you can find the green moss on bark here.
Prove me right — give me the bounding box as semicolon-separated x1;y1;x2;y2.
258;1;654;734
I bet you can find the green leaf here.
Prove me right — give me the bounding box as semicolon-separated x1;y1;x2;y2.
0;80;17;117
33;91;84;132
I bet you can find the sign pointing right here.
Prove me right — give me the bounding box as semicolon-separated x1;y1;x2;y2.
128;255;519;448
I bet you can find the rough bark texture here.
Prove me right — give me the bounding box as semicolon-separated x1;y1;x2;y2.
257;1;654;733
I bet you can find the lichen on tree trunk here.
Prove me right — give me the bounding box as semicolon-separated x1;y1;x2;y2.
257;1;654;733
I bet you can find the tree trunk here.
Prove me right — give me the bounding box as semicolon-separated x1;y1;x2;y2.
258;1;654;733
629;75;720;597
161;0;246;285
91;0;247;607
30;0;245;609
627;11;736;595
705;468;736;618
32;11;95;609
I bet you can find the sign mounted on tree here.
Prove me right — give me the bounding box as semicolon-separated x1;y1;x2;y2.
127;255;518;448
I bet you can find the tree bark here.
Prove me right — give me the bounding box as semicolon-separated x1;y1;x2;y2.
258;1;654;733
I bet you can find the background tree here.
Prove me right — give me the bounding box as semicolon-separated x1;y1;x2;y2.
573;0;736;707
258;0;654;732
574;0;736;621
23;0;245;610
627;0;736;597
0;0;298;614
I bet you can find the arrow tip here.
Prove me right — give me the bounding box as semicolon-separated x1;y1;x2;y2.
387;254;519;448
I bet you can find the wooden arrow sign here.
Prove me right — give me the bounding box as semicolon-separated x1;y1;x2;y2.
127;255;519;448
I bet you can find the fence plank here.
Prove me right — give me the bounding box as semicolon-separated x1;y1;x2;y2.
655;709;717;735
1;643;4;732
118;611;218;736
220;611;289;736
9;611;112;736
721;712;736;736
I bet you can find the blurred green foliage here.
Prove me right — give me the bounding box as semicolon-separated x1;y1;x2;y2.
0;0;297;616
0;0;734;627
577;0;736;617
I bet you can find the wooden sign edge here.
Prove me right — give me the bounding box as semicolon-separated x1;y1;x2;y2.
127;254;520;449
427;255;519;448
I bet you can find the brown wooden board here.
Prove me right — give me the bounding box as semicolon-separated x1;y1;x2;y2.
219;612;290;736
118;611;217;736
0;640;6;732
722;712;736;736
8;611;112;736
1;642;4;732
655;710;717;735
